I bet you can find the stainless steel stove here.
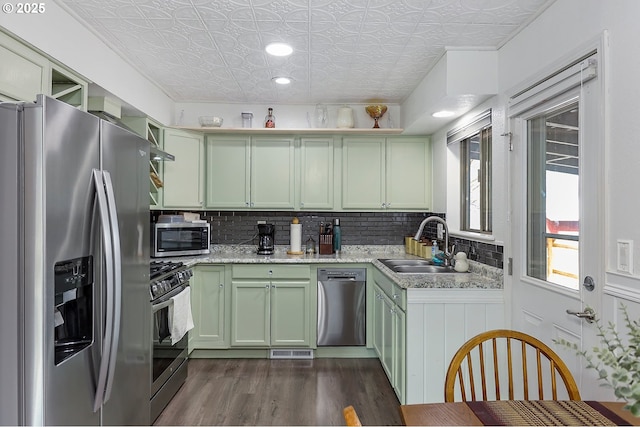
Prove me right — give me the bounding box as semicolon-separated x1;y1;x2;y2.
150;260;192;301
149;260;193;422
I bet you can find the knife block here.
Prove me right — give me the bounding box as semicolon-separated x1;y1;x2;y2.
319;233;333;255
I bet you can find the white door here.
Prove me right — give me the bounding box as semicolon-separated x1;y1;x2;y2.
509;51;609;398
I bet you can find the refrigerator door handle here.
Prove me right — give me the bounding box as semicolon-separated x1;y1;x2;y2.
91;169;115;412
101;170;122;403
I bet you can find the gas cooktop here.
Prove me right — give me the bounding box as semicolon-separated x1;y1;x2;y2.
150;261;192;302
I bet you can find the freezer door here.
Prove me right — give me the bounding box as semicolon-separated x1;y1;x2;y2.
21;96;103;426
100;120;151;425
0;102;20;425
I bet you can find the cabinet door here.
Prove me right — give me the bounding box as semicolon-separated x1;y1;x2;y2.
190;266;227;350
300;138;334;209
231;281;270;347
342;137;386;209
381;294;394;380
251;137;295;209
206;136;250;208
386;137;431;209
0;32;47;102
270;281;311;347
163;128;205;208
372;284;385;358
393;306;406;403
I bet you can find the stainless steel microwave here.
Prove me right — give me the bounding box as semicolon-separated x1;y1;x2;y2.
152;222;210;258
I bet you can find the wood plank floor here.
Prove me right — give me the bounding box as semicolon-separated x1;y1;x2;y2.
154;358;403;426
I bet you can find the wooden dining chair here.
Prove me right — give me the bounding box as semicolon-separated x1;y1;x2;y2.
444;329;581;402
343;405;362;426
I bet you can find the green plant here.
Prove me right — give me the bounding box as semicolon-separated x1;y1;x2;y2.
556;305;640;416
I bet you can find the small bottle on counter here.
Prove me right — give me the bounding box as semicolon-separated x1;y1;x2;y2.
332;218;342;254
264;107;276;128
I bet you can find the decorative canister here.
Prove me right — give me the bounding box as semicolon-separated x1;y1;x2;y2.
454;252;469;272
336;106;354;128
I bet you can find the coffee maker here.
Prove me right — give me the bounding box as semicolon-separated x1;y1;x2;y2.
257;223;275;255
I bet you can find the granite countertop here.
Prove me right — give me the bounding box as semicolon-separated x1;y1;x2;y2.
170;245;503;290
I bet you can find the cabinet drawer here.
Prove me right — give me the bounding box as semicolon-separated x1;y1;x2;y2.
232;264;311;280
373;268;406;311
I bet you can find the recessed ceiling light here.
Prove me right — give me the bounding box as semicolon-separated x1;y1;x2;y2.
272;77;291;85
432;110;455;118
265;42;293;57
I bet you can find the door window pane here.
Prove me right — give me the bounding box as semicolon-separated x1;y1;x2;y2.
527;104;579;289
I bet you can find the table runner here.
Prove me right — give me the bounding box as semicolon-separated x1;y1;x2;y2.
466;400;632;426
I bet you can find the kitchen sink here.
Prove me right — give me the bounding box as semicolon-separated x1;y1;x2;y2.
377;258;459;274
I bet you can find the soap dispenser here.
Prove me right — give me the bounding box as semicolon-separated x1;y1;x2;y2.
431;239;438;258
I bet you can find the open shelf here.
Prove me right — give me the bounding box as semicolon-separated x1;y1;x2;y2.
173;126;404;135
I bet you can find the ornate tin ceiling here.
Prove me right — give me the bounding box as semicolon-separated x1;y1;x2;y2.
55;0;552;104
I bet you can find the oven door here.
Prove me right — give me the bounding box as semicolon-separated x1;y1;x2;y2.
151;292;188;397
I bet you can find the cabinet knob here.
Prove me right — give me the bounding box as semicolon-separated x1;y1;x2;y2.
381;203;386;208
265;284;270;289
268;270;273;275
245;201;250;207
250;202;255;207
300;202;305;207
271;284;276;289
392;294;399;299
219;283;223;288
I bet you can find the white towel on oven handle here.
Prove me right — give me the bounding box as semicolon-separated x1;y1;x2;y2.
169;286;194;345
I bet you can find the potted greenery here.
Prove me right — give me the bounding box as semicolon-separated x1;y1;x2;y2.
556;305;640;416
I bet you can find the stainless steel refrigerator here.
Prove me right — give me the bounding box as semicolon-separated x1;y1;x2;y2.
0;95;151;425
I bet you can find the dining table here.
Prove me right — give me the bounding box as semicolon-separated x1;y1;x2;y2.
400;400;639;426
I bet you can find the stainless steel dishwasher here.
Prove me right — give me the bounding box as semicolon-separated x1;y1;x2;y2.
317;268;366;346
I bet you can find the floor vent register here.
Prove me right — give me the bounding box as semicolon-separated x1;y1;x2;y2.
269;349;314;359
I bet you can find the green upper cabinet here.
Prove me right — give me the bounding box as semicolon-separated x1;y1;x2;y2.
251;137;295;209
0;31;87;110
342;136;431;210
0;36;47;102
300;137;334;210
386;137;432;210
205;136;251;209
205;136;295;209
163;128;205;209
342;137;386;209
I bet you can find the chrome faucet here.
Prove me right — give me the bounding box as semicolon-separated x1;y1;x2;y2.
413;216;453;264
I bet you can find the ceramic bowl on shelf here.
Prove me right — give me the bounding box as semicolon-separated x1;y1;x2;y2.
199;116;223;127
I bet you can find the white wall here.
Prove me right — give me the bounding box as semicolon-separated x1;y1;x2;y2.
0;2;173;124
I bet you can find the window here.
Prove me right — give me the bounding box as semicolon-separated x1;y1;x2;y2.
447;109;492;233
527;103;579;289
461;128;492;232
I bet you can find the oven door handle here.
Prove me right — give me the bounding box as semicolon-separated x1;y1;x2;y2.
151;284;188;313
152;299;172;313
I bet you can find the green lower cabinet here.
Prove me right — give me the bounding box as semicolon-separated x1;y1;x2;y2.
230;264;313;348
372;285;385;358
393;305;406;403
190;265;229;351
231;280;271;346
373;276;406;403
270;281;311;347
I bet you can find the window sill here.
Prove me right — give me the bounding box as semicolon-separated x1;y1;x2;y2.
450;230;496;243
